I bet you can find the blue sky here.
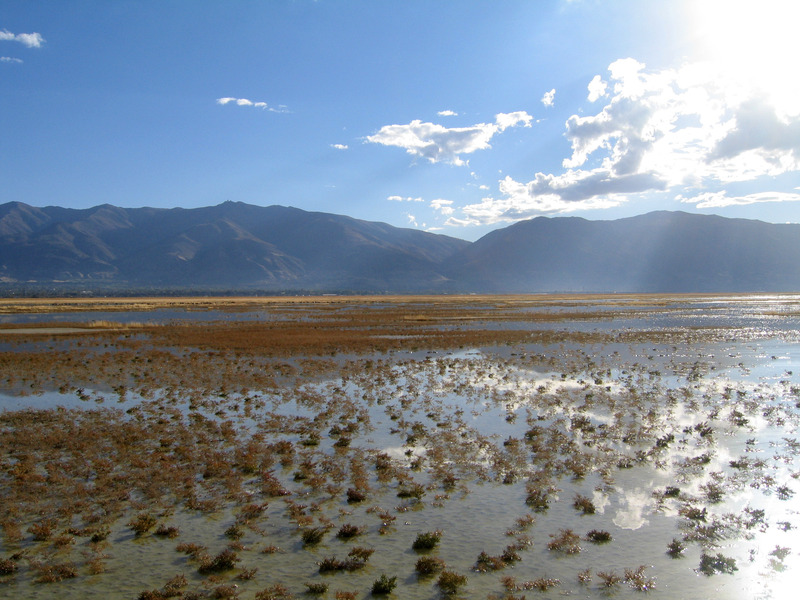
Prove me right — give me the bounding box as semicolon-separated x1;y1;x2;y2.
2;0;799;241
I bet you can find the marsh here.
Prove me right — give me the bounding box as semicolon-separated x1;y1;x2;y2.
0;294;798;599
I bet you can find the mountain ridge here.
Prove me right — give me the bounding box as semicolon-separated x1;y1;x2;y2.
1;201;799;294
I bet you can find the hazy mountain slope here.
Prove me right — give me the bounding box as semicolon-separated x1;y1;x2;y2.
444;211;800;292
0;201;469;290
2;202;799;292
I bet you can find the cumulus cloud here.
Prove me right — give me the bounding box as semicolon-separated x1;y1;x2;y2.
541;88;555;107
430;198;454;215
677;190;800;208
437;110;458;116
368;111;532;166
0;30;45;48
453;174;632;225
708;96;800;163
1;56;23;64
387;195;424;202
587;75;607;102
331;143;348;150
216;97;288;112
453;58;800;225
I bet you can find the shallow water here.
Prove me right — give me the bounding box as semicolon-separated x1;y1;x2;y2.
1;296;799;599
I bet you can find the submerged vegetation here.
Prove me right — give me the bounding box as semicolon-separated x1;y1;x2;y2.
0;293;799;599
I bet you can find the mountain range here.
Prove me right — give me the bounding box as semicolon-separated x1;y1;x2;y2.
1;201;799;294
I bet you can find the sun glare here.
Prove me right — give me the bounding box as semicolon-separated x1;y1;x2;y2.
689;0;800;115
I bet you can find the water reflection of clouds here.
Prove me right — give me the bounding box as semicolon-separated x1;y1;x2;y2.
591;489;611;514
613;486;653;530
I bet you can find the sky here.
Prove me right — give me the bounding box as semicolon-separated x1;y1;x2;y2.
2;0;800;241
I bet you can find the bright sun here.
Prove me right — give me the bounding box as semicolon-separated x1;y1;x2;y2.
689;0;800;114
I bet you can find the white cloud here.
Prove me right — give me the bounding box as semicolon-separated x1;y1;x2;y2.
331;143;348;150
437;110;458;116
430;198;454;215
406;213;419;227
450;58;800;225
216;97;287;112
0;30;44;48
1;56;23;64
587;75;607;102
387;195;424;202
367;111;532;166
677;190;800;208
495;111;532;131
541;88;556;107
454;174;631;225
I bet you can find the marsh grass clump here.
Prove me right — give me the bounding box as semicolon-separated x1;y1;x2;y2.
415;556;445;576
139;574;190;599
516;514;535;529
52;533;76;548
318;556;345;573
572;494;596;515
585;529;612;543
225;524;245;540
212;585;240;599
305;582;328;594
396;483;425;499
28;520;56;541
769;545;791;561
624;565;656;591
0;558;18;576
348;547;375;561
680;505;707;521
254;584;292;599
237;567;258;580
90;527;111;543
128;512;158;536
371;573;398;595
597;571;621;587
336;523;363;539
239;502;268;521
436;570;467;596
700;480;725;503
412;530;441;551
32;560;77;583
547;529;581;554
524;487;550;512
474;551;506;572
346;488;367;503
301;526;330;546
198;549;240;574
163;574;188;595
317;551;370;574
155;525;180;539
301;434;320;447
177;543;208;559
667;538;685;557
528;577;560;591
698;552;738;576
